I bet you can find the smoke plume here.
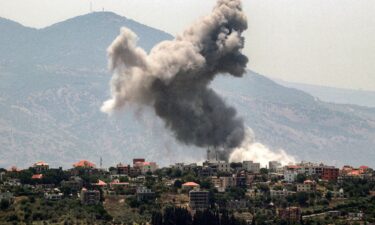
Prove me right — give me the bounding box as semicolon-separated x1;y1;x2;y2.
229;129;296;167
102;0;248;152
102;0;295;163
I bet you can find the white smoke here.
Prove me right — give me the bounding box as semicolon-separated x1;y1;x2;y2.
229;129;296;167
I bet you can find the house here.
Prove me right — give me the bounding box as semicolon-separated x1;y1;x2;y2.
61;176;83;192
80;188;100;205
71;160;97;176
136;186;155;201
32;161;49;173
44;188;63;200
296;180;316;192
189;189;209;210
93;179;107;188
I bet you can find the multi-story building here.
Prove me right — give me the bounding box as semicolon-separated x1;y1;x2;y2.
296;180;316;192
80;188;100;205
243;161;260;173
284;170;298;183
189;190;209;210
61;176;83;192
322;167;339;181
269;161;282;172
217;161;231;173
211;176;235;192
116;163;130;175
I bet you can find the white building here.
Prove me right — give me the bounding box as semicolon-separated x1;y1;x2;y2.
284;170;298;183
243;161;260;173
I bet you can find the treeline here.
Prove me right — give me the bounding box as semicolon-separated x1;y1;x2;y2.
151;207;248;225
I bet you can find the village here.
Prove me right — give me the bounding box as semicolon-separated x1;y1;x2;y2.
0;151;374;224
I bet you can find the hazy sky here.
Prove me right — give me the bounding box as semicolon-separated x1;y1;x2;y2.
1;0;375;91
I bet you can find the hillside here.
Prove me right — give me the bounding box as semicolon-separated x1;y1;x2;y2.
0;12;374;168
275;79;375;108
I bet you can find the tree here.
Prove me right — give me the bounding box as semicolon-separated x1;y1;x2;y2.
174;180;183;188
260;168;269;175
325;191;333;201
296;174;306;184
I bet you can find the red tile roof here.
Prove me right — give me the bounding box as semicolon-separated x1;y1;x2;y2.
32;174;43;179
73;160;96;168
34;161;49;166
182;182;200;187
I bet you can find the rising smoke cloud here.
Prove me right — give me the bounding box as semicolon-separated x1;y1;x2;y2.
229;129;296;166
102;0;248;153
102;0;295;163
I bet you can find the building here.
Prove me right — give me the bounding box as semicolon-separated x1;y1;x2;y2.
61;176;83;192
270;189;296;198
136;186;155;201
297;180;316;192
80;188;100;205
44;189;63;200
269;161;282;172
277;207;301;221
189;190;209;210
243;161;260;173
32;161;49;173
322;167;339;181
73;160;96;168
116;163;130;175
133;158;145;166
284;170;298;183
217;161;231;173
211;176;235;192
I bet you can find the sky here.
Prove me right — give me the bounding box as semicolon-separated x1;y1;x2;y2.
1;0;375;91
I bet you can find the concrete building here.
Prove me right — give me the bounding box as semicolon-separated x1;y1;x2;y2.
80;188;100;205
217;161;231;173
243;161;260;173
284;170;298;183
189;190;209;210
136;186;155;201
269;161;282;172
297;180;316;192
